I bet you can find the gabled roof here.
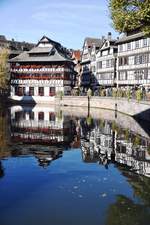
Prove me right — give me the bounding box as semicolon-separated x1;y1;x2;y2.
37;36;61;47
72;50;81;61
29;47;53;54
0;35;7;42
9;36;73;63
81;37;104;63
84;37;103;48
116;32;145;44
100;39;117;50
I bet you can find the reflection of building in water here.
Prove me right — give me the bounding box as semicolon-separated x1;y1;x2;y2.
11;106;75;146
80;118;150;177
34;149;62;168
115;131;150;177
9;106;76;168
80;119;114;164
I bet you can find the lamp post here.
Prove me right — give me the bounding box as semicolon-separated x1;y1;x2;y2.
87;88;92;117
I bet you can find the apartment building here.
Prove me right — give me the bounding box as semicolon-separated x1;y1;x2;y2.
96;32;117;88
116;31;150;87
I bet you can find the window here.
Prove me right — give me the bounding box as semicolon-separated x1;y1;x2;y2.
111;59;114;67
135;55;139;65
134;70;148;80
119;71;127;80
142;54;148;64
143;39;147;47
38;87;44;96
98;72;113;80
127;71;134;80
119;57;128;66
18;87;23;96
29;87;34;96
97;61;102;69
119;58;123;66
134;54;148;65
83;53;89;60
135;40;139;49
49;87;55;96
29;111;34;120
124;57;128;65
106;60;110;68
119;44;123;52
127;42;131;50
49;112;56;121
38;112;44;121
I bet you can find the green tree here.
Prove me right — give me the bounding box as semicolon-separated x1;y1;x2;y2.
0;48;9;90
136;89;142;102
109;0;150;35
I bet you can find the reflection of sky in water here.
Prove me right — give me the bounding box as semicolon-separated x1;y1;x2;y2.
0;151;135;225
0;105;150;225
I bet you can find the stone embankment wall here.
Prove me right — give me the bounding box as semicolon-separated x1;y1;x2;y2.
55;96;150;121
61;107;149;139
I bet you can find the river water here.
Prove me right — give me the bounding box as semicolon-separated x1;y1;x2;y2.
0;104;150;225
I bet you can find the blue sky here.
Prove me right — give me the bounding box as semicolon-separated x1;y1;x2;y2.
0;0;118;49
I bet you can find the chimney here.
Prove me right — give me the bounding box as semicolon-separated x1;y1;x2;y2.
102;36;105;41
108;32;112;41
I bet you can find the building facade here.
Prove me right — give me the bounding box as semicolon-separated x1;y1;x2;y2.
117;31;150;87
80;37;103;91
9;36;74;103
79;31;150;91
0;35;34;58
71;50;82;88
96;33;117;88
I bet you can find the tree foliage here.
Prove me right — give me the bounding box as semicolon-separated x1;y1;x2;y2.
0;48;9;89
109;0;150;35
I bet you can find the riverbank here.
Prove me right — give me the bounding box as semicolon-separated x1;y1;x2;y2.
55;96;150;122
8;96;150;121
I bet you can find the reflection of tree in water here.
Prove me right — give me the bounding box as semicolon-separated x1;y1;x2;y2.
0;161;4;178
106;195;150;225
106;165;150;225
0;107;10;162
0;109;8;150
80;116;95;139
118;166;150;207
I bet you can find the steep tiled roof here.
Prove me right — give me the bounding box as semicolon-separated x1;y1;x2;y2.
85;37;103;48
116;32;144;44
0;35;7;42
9;36;73;63
72;50;81;61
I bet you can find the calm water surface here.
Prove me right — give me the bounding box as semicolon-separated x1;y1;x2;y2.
0;105;150;225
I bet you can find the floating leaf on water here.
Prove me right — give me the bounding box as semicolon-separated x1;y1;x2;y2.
78;194;83;198
101;193;107;198
73;186;79;190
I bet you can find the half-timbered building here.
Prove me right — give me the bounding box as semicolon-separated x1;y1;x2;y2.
80;37;103;91
9;36;74;103
96;33;117;88
116;31;150;87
